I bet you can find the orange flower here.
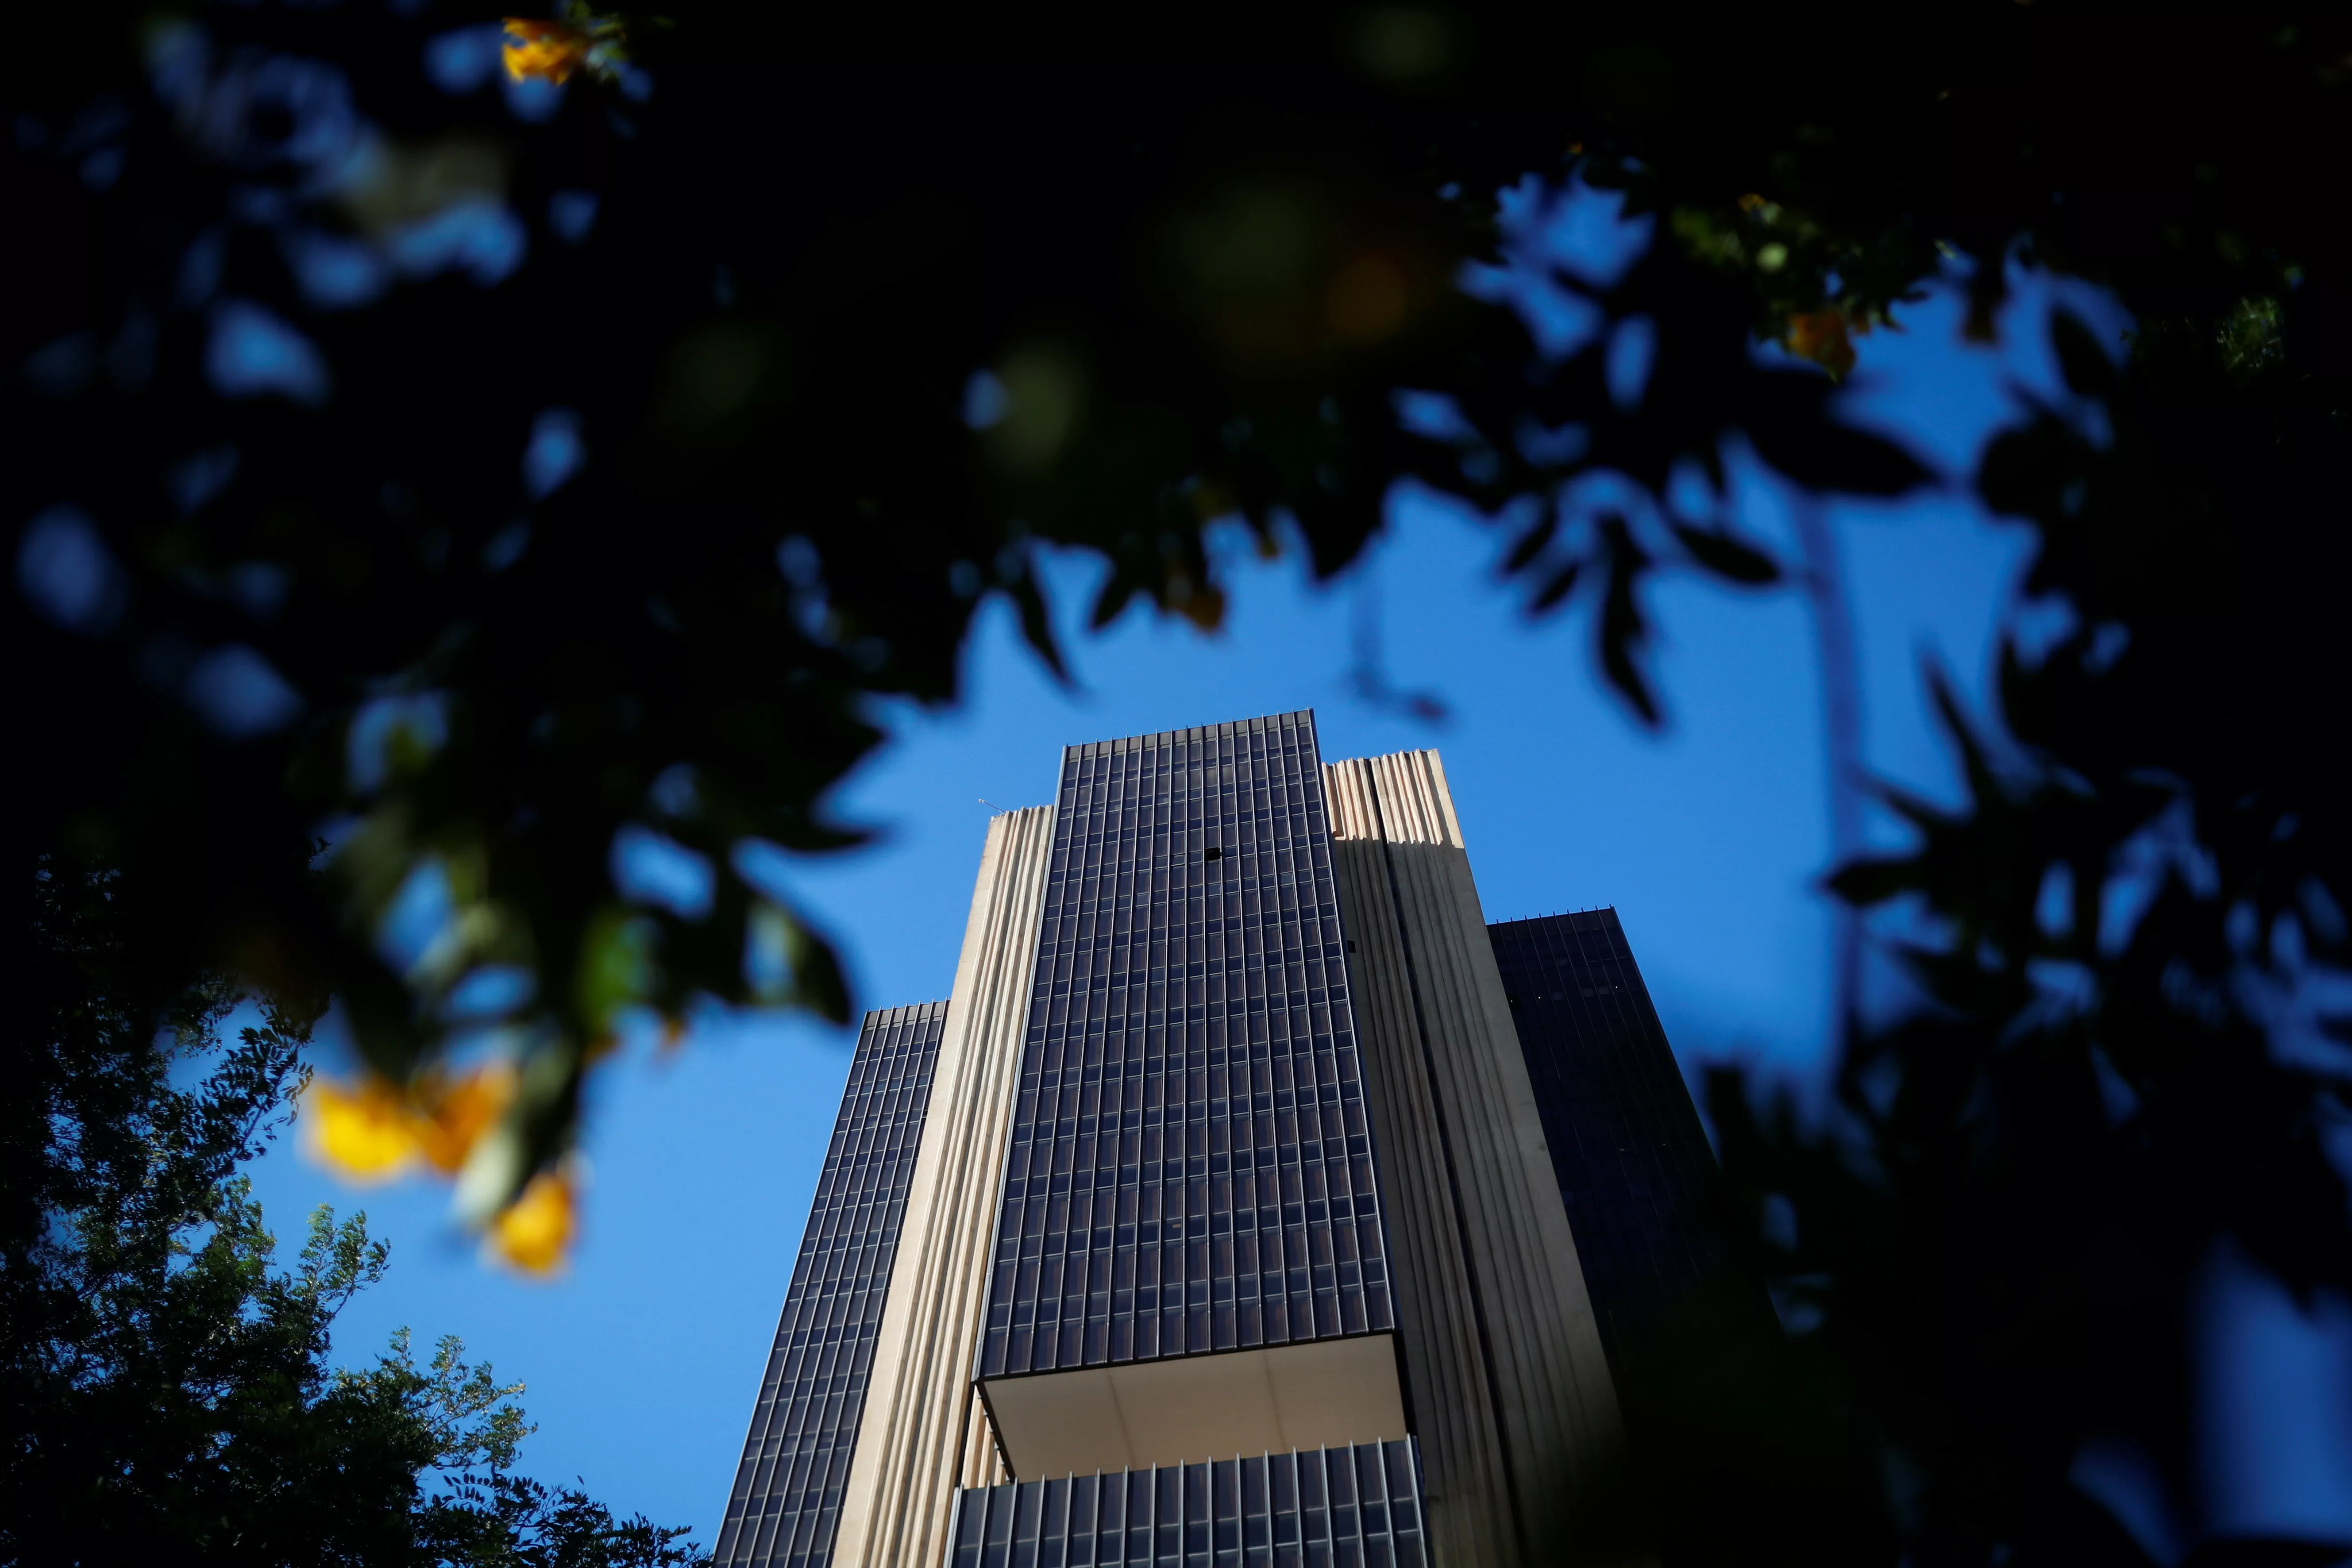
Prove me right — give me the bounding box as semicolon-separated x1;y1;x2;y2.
1786;308;1858;379
503;18;590;84
1172;579;1226;632
490;1170;577;1275
411;1064;518;1175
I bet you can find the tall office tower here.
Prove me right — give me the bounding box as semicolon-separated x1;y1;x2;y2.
1488;911;1749;1372
718;714;1715;1568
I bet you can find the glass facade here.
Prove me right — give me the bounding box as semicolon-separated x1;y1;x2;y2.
1486;910;1734;1365
716;1002;951;1568
949;1442;1430;1568
976;712;1396;1381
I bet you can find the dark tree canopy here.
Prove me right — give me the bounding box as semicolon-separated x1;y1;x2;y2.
8;4;2352;1563
4;864;707;1566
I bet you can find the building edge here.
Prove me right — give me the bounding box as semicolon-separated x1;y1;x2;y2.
1326;749;1631;1564
713;1002;952;1568
829;805;1055;1568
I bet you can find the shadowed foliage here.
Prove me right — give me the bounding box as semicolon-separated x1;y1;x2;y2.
8;3;2352;1562
4;863;708;1565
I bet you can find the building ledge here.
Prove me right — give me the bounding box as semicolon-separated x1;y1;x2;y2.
977;1332;1408;1479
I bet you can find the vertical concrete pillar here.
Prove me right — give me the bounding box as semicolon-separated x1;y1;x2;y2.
1328;751;1627;1566
830;805;1051;1568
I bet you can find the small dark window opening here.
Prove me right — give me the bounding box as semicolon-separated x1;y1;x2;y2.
1346;940;1357;953
1203;847;1223;862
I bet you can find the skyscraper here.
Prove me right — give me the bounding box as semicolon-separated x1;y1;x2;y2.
715;714;1742;1568
1488;910;1751;1373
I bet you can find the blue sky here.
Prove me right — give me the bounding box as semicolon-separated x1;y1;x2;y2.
233;270;2352;1548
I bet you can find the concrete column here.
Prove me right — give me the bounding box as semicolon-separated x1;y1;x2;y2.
1328;751;1627;1566
830;805;1050;1568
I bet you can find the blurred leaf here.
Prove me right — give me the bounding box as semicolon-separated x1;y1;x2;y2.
1746;390;1936;496
1670;521;1780;584
1596;512;1660;724
2180;1543;2352;1568
1504;505;1559;573
2051;308;2118;399
1785;309;1858;378
1823;856;1914;908
1530;560;1582;613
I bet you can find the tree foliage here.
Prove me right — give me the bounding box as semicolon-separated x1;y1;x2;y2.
3;0;1944;1216
9;3;2352;1561
3;864;706;1567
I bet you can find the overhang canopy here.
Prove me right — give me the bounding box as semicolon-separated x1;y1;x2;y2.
978;1332;1409;1481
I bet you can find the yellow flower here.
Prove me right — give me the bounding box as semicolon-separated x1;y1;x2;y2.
306;1075;419;1181
305;1064;515;1181
503;18;590;84
306;1067;576;1275
491;1171;577;1275
1786;308;1859;379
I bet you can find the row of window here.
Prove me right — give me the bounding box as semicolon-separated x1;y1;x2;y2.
1042;877;1335;913
1040;955;1345;989
1034;990;1347;1023
991;1286;1391;1373
1006;1094;1363;1135
992;1141;1386;1223
1006;1091;1370;1147
994;1207;1380;1262
1030;1006;1353;1043
1014;1044;1361;1097
716;1005;949;1568
1060;713;1319;757
997;1164;1374;1213
1020;1027;1359;1072
997;1167;1375;1229
1043;944;1345;979
949;1440;1427;1568
748;1361;874;1413
994;1217;1387;1291
989;1278;1391;1338
1063;767;1323;790
991;1267;1390;1335
1055;796;1323;828
1056;805;1326;832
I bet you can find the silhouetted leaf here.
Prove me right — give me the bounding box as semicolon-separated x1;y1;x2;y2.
1596;513;1660;724
2051;308;2118;399
1825;857;1915;907
2181;1541;2352;1568
1670;522;1781;585
1746;401;1936;496
1504;505;1560;573
1530;561;1583;613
